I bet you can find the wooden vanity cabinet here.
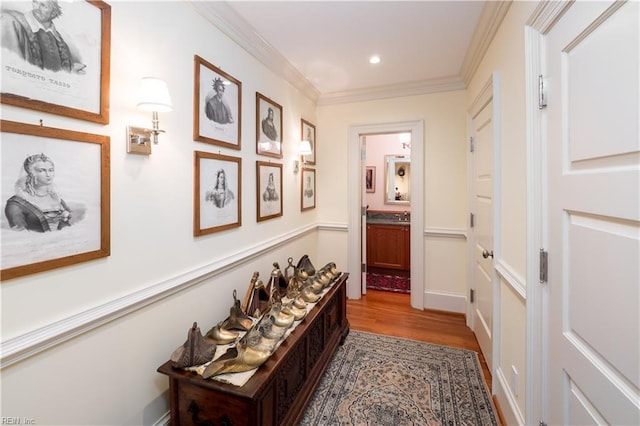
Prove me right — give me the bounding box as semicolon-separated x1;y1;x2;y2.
366;224;410;271
157;273;349;426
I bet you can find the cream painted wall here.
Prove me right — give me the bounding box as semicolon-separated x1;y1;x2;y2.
466;1;537;421
316;91;468;309
317;91;467;229
0;2;321;424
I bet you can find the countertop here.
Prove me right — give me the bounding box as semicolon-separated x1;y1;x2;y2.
366;219;410;226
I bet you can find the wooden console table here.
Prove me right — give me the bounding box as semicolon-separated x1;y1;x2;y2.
157;273;350;426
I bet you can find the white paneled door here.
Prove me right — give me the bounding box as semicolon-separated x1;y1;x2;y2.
470;78;496;371
545;1;640;424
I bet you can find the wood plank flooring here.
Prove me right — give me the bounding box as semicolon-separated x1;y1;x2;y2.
346;289;493;392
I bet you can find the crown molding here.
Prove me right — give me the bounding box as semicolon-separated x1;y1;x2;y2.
459;0;513;86
526;0;574;34
189;0;510;106
317;76;466;106
187;1;320;103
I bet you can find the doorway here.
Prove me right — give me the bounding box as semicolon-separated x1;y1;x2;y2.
347;121;424;310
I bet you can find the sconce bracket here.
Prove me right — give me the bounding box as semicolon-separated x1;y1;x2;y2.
127;126;153;155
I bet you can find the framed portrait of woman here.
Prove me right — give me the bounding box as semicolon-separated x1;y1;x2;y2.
256;161;283;222
193;55;242;150
256;92;283;158
300;119;316;165
194;151;242;236
301;168;316;211
1;120;110;281
0;0;111;124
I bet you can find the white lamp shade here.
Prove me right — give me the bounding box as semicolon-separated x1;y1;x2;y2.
137;77;172;112
300;140;312;155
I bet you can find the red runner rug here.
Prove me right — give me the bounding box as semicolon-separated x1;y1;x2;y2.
366;273;410;293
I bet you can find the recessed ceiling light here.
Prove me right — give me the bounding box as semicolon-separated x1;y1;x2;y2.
369;55;381;65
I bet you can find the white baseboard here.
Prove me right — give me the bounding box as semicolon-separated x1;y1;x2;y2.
495;366;526;425
423;290;466;314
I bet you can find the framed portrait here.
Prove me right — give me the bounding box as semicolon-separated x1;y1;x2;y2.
0;1;111;124
256;93;283;158
366;166;376;193
301;119;316;165
194;55;242;150
301;168;316;211
1;120;110;281
256;161;283;222
194;151;241;236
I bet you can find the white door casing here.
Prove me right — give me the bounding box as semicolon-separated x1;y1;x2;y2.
468;74;500;374
361;135;368;295
347;121;424;308
544;1;640;424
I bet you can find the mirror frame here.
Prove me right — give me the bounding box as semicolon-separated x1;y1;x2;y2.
384;155;410;205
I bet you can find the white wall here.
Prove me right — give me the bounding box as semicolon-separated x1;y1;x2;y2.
0;2;322;424
316;91;469;310
466;2;537;422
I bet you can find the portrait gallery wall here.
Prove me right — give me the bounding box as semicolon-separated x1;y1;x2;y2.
0;0;319;281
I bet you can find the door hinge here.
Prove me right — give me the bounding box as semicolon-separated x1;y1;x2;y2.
361;206;366;216
470;212;475;228
469;136;475;153
470;288;475;303
538;74;547;109
539;249;548;283
361;263;366;273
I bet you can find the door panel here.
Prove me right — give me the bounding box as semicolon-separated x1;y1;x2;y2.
545;1;639;424
471;86;494;368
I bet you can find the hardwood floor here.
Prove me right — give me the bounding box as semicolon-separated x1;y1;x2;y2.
346;289;493;393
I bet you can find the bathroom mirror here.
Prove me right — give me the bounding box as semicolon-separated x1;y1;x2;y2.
384;155;410;205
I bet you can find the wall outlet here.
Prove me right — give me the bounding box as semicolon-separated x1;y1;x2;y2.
511;365;519;397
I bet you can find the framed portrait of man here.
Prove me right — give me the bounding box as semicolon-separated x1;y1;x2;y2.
301;119;316;165
194;55;242;150
256;92;283;158
301;168;316;211
1;120;111;281
0;0;111;124
256;161;283;222
194;151;242;236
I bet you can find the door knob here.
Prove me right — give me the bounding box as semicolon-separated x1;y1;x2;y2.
482;249;494;259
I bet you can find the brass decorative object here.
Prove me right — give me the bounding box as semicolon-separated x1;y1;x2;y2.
296;254;316;277
170;322;217;369
202;341;272;379
221;289;253;331
243;272;272;318
205;322;239;345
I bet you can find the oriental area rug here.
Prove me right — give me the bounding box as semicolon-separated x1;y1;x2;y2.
366;273;410;293
301;331;500;425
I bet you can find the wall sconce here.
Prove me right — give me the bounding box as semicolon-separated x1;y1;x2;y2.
294;140;313;173
127;77;172;155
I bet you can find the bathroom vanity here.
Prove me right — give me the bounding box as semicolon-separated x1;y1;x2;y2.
366;212;410;272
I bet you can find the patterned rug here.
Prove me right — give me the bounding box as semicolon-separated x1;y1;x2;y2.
366;273;410;293
301;331;499;425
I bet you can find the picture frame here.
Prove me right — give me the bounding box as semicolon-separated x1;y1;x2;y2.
366;166;376;193
301;168;316;211
256;92;283;158
300;119;316;165
1;120;111;281
193;55;242;150
194;151;241;236
0;0;111;124
256;161;283;222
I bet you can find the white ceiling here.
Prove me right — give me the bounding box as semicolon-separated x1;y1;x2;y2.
191;1;511;104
